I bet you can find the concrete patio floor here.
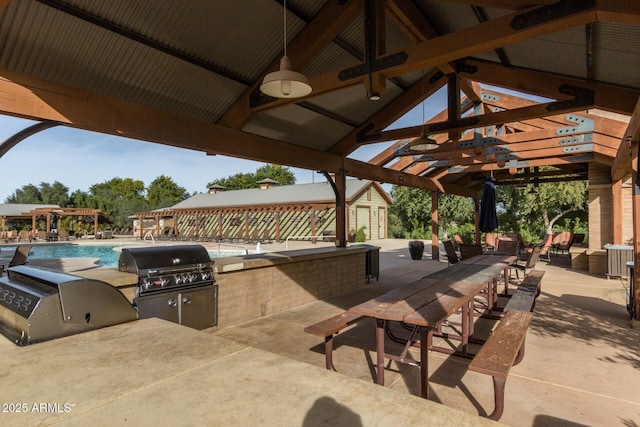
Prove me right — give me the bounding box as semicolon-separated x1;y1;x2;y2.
208;239;640;427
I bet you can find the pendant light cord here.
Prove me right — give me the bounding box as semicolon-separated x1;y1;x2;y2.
283;0;287;57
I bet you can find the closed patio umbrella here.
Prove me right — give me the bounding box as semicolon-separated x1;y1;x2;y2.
479;176;498;233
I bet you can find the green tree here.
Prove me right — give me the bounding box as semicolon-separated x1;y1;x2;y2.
389;186;433;239
39;181;70;206
5;181;69;206
207;164;296;190
498;179;587;240
438;193;475;239
147;175;189;209
255;164;296;186
389;186;475;239
87;178;148;229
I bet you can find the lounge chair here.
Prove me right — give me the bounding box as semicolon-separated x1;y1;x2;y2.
552;231;573;255
443;240;459;265
1;245;32;275
459;243;483;260
539;234;554;262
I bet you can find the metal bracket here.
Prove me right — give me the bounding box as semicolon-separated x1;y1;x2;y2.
510;0;596;30
338;51;408;81
448;166;467;174
459;136;500;149
562;143;593;153
547;85;595;112
503;160;530;168
555;114;594;135
567;153;594;162
558;134;593;145
412;154;436;162
356;122;382;143
428;116;480;133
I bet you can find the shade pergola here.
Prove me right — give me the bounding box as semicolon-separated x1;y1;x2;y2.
0;207;109;235
0;1;639;315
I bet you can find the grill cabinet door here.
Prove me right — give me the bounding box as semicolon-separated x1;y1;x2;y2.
135;292;180;324
179;285;217;329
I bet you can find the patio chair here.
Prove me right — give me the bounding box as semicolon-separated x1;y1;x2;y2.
459;243;483;260
443;240;459;265
484;232;501;251
496;239;519;256
510;244;542;281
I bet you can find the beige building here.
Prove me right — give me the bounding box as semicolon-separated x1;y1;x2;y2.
134;179;392;242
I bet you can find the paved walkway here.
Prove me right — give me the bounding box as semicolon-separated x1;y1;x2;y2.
209;239;640;427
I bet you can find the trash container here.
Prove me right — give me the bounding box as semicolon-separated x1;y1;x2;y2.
352;244;380;283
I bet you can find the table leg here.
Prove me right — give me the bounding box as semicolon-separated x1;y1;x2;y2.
420;326;430;398
376;318;385;385
462;300;472;355
503;265;510;296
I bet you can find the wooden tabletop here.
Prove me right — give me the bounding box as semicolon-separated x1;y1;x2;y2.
350;255;514;326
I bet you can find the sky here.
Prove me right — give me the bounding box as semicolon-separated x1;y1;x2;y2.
0;85;461;202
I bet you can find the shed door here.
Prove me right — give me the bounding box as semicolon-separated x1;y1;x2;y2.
356;207;370;240
378;207;386;239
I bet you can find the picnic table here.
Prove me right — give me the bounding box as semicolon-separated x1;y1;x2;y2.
349;253;516;399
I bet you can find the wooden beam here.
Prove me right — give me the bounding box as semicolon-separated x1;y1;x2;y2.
329;68;447;155
613;98;640;180
459;58;640;115
363;95;595;143
0;67;343;172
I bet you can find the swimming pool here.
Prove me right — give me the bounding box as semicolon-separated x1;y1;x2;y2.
2;243;240;267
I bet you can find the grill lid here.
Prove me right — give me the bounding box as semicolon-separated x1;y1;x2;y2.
118;245;212;274
0;265;138;346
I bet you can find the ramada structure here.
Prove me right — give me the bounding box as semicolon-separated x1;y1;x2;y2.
0;1;640;320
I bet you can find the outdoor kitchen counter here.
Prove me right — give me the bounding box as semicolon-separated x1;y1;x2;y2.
0;318;499;426
213;245;369;273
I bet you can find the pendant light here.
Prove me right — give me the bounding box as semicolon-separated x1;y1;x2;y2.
260;0;312;98
408;73;438;151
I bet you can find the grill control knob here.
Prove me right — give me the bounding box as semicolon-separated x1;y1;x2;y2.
174;275;182;285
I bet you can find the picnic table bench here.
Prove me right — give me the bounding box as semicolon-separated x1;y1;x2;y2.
468;269;544;421
304;311;365;371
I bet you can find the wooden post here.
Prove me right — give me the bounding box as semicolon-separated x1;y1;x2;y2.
335;169;347;248
431;190;439;260
632;141;640;320
310;208;316;244
474;198;481;244
612;179;623;244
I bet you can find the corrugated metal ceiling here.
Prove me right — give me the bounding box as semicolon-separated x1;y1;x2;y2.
0;0;638;193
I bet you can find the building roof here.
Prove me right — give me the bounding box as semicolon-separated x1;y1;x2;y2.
0;204;60;217
165;179;391;211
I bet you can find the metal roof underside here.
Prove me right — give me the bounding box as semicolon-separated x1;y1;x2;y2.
0;0;639;198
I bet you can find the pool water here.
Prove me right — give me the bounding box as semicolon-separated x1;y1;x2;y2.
3;243;234;267
17;243;127;267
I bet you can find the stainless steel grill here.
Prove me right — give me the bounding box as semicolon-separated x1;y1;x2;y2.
0;265;138;346
118;245;217;329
